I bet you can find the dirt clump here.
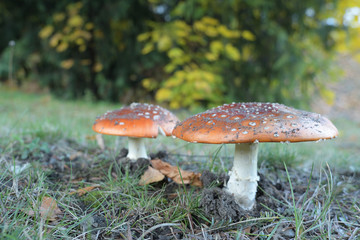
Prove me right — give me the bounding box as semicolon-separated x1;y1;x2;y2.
200;170;229;188
200;187;246;222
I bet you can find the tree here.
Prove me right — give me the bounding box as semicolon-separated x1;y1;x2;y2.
139;0;340;109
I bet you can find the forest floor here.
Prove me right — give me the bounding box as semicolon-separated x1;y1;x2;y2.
0;55;359;239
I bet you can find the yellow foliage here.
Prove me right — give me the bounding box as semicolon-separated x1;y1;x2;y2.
194;21;206;32
205;52;218;61
225;43;241;61
242;30;256;41
138;16;236;108
39;25;54;39
168;48;184;59
56;42;69;52
195;81;211;92
157;35;172;51
68;15;84;27
173;20;191;33
204;26;218;37
169;101;180;109
75;38;85;46
49;33;62;47
201;17;219;26
53;13;65;22
155;68;224;109
141;43;154;54
210;41;223;54
60;59;74;69
156;88;173;101
67;2;83;16
142;78;158;90
218;25;240;38
137;32;151;42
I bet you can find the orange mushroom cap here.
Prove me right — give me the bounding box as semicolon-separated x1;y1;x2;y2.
172;102;338;144
93;103;179;138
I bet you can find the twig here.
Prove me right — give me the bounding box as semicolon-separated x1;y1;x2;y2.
137;223;181;240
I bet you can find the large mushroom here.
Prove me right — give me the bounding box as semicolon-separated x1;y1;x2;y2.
93;103;179;161
172;102;338;210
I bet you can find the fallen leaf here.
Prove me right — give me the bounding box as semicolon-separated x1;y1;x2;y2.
69;184;101;196
69;151;83;161
139;166;165;185
150;159;202;187
27;196;62;221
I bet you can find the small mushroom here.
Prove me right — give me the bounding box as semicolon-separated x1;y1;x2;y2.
93;103;179;161
172;102;338;210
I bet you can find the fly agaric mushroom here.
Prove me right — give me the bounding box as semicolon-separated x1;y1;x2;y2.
93;103;179;161
172;102;338;210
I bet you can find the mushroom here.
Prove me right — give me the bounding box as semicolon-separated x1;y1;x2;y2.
172;102;338;210
93;103;179;161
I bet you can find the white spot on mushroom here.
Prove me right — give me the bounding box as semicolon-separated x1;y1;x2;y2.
153;115;160;120
286;115;294;119
249;122;256;126
221;115;227;118
274;133;279;137
231;128;236;131
119;122;125;125
254;139;259;143
242;131;248;135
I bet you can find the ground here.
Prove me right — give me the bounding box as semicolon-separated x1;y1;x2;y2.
0;55;359;239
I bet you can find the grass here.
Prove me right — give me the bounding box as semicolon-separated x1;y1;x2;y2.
0;86;359;239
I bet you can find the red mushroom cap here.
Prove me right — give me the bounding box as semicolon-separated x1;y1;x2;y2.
93;103;179;138
172;102;338;144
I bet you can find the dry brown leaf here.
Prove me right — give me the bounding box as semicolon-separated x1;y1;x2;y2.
69;184;101;196
139;166;165;185
27;196;62;221
69;151;83;161
150;159;202;187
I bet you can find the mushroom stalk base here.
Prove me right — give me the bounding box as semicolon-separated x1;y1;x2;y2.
225;143;259;210
127;137;148;161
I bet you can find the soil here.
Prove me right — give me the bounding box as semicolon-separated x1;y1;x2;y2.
2;133;360;239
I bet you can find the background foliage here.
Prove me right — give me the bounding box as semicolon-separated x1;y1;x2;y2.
0;0;356;109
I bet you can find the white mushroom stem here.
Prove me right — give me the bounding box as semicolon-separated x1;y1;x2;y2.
225;142;259;210
127;137;148;161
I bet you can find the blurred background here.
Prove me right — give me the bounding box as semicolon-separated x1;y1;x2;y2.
0;0;359;110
